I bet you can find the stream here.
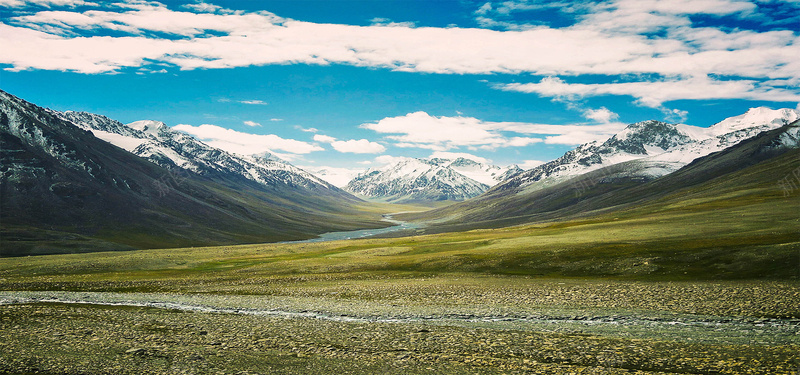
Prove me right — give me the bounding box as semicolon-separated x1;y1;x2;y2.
1;291;798;346
288;213;423;243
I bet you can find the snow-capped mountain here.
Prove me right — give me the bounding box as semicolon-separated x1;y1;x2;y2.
647;107;800;166
301;166;362;188
54;111;342;195
501;107;800;192
345;157;520;203
446;157;523;185
1;90;389;255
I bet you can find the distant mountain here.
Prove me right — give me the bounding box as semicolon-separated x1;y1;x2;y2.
0;90;385;256
501;107;800;193
344;157;521;203
446;157;523;185
403;108;800;230
53;112;346;198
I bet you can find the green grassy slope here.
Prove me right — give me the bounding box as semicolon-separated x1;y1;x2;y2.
1;144;797;283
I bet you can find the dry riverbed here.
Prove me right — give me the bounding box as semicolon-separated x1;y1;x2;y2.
1;278;799;374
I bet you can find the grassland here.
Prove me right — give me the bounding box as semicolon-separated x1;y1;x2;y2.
1;188;799;374
1;161;799;374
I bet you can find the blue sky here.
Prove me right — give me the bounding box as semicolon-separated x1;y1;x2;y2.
1;0;799;184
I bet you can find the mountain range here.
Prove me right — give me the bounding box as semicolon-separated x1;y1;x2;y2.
345;157;521;203
0;90;386;256
400;107;800;231
53;111;347;198
3;88;799;256
502;107;799;193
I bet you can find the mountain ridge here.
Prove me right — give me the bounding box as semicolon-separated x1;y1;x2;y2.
54;111;348;198
398;108;800;231
495;107;800;194
344;157;521;203
0;90;387;256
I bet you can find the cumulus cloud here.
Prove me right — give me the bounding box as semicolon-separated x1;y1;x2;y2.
362;112;506;150
365;111;631;148
312;134;337;143
583;107;619;123
243;120;261;127
313;134;386;154
362;111;625;148
173;123;323;156
330;139;386;154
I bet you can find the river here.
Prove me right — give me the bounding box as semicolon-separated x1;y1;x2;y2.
287;213;423;243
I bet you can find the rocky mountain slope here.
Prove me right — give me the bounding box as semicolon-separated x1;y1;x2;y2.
501;108;799;193
0;90;384;256
53;112;347;198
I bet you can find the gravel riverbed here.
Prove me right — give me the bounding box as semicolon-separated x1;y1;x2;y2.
1;283;798;375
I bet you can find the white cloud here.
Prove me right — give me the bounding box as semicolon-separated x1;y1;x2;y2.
0;3;767;77
583;107;619;123
363;111;624;149
295;126;318;133
429;151;490;164
181;2;231;14
505;136;544;147
299;165;361;187
370;17;416;28
313;134;337;143
243;120;260;127
330;139;386;154
362;111;506;149
374;155;411;165
239;100;268;105
312;134;384;153
173;123;323;156
219;98;269;105
499;75;800;108
0;0;797;108
519;159;545;169
0;0;97;8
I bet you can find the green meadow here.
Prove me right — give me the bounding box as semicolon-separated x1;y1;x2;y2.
1;159;799;374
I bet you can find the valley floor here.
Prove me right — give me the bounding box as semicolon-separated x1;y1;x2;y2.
0;277;798;374
1;189;798;374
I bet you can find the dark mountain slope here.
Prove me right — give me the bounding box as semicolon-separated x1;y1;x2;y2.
0;90;385;256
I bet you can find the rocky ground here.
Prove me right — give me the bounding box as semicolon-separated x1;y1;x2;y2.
1;279;799;374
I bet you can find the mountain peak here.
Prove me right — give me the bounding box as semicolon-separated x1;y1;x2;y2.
499;106;800;194
709;107;800;136
602;120;690;155
127;120;168;137
345;156;518;203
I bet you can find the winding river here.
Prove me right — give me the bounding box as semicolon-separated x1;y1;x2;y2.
288;213;423;243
